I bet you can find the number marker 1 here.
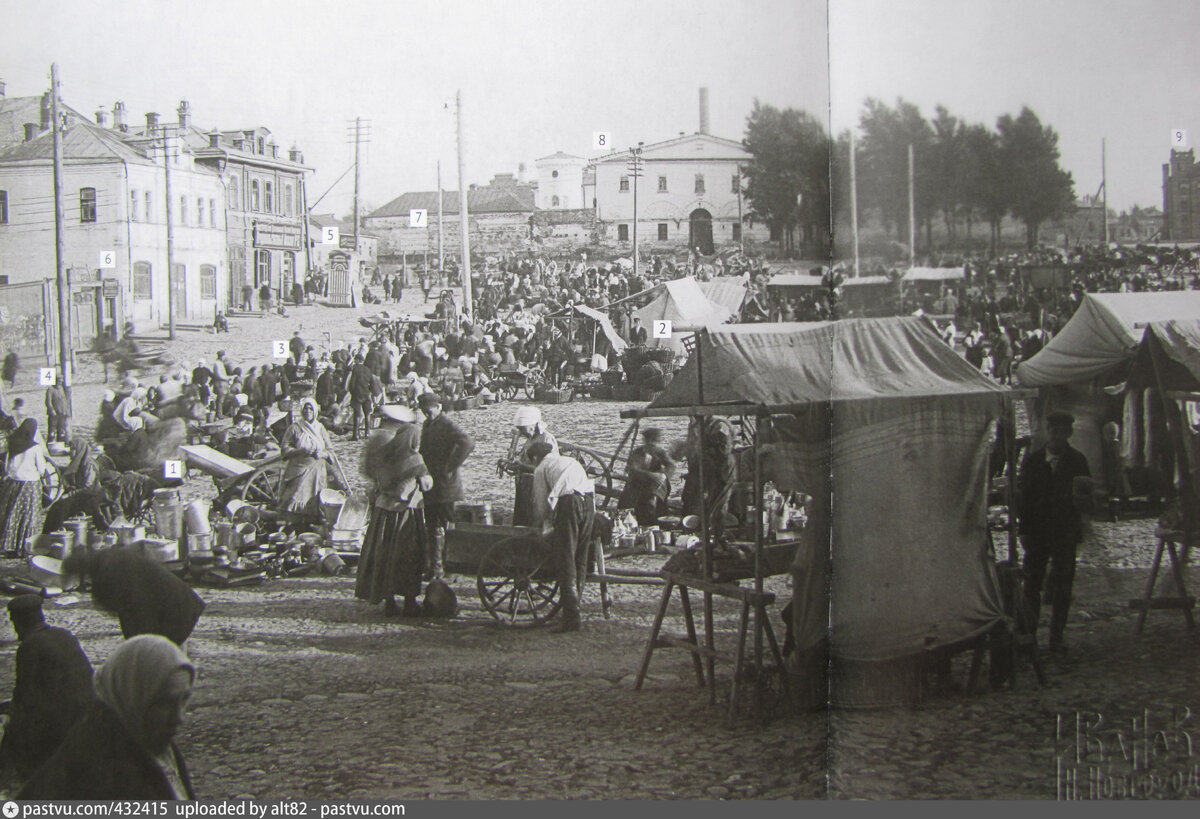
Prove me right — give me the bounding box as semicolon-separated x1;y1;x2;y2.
163;460;183;479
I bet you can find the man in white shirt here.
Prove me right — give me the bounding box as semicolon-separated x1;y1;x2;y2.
529;442;595;633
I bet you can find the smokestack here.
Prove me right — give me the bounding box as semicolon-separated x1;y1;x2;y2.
699;87;710;135
177;100;191;128
23;123;37;142
145;112;160;134
95;107;110;127
112;101;127;132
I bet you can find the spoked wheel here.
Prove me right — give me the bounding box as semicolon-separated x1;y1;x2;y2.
560;445;614;510
40;463;63;507
239;460;285;507
501;382;519;402
476;537;561;627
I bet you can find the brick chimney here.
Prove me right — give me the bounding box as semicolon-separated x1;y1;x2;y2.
145;112;160;134
209;130;221;148
112;101;127;132
23;123;37;142
40;93;51;130
177;100;191;129
288;145;303;163
699;87;710;136
95;107;110;127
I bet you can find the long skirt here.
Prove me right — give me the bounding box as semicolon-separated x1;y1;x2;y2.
278;454;327;516
0;478;43;557
355;506;427;604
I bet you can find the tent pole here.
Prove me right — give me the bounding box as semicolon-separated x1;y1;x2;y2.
1006;399;1018;564
1151;345;1197;548
695;334;716;705
754;414;764;595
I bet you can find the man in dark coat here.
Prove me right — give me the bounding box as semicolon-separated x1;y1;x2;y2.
0;595;95;786
288;331;305;367
418;393;475;576
1017;411;1092;655
344;356;376;441
63;549;206;646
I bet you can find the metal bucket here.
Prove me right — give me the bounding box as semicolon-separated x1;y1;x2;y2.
187;532;213;560
212;521;238;553
152;488;184;540
184;500;212;535
45;529;75;560
318;489;346;526
64;517;91;554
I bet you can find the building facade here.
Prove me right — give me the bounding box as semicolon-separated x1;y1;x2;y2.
1162;149;1200;241
534;152;587;210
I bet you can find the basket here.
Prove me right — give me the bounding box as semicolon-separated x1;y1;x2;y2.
533;386;573;404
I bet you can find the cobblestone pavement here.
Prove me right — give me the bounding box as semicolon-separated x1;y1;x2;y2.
1;297;1197;799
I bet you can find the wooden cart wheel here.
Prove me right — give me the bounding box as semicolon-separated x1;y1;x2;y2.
240;460;285;507
561;446;615;510
40;463;63;507
501;381;519;402
476;537;561;627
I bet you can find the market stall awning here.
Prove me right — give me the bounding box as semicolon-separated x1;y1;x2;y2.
569;304;626;354
902;266;965;282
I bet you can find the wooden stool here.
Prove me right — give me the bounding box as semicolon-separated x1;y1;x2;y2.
1130;536;1195;633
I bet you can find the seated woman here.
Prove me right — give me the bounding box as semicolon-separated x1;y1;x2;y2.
62;437;100;492
19;635;197;800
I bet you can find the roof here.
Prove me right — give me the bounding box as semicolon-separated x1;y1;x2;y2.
768;273;824;288
647;317;1008;412
366;187;535;219
1016;291;1200;386
0;119;154;165
590;132;749;165
535;151;585;162
903;267;965;282
0;95;88;150
1129;319;1200;393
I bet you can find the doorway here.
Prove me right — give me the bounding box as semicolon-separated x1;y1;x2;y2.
689;208;714;255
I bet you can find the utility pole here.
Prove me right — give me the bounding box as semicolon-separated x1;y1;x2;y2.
850;131;860;277
627;143;644;278
1102;138;1109;246
163;122;176;339
456;91;472;319
49;63;72;414
437;160;444;274
908;143;916;268
346;118;372;251
736;163;744;255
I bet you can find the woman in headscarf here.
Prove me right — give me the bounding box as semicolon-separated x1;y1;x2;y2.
355;405;432;617
61;436;99;491
19;634;196;800
0;419;56;556
507;406;558;526
277;397;335;516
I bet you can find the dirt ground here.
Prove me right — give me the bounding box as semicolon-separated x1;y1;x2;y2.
0;295;1197;799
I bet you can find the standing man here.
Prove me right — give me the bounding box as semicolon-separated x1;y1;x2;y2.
0;595;95;788
44;372;69;444
289;330;305;365
528;441;595;633
1017;411;1092;656
417;393;475;579
628;316;648;346
344;355;375;442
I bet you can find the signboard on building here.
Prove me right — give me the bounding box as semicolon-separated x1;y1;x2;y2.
339;233;357;251
101;279;120;297
253;223;303;250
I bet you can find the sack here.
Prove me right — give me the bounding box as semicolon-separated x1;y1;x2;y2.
423;579;458;619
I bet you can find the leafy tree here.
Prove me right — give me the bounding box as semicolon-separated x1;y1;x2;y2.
857;98;935;250
961;123;1008;254
742;100;832;256
996;107;1075;250
928;105;966;246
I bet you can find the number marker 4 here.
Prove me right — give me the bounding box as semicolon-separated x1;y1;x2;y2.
273;341;288;358
593;131;611;151
652;320;672;339
39;367;56;386
322;226;339;244
163;460;183;479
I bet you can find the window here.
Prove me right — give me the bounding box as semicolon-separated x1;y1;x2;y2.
732;223;742;241
658;223;668;241
80;187;97;223
179;196;187;226
256;249;271;287
133;261;152;299
145;191;152;222
619;176;629;192
283;184;293;217
251;181;260;211
617;224;629;241
264;182;273;213
551;170;559;178
694;174;705;195
658;176;668;192
129;190;138;222
282;252;294;288
257;137;265;155
0;190;7;224
197;197;204;227
209;199;217;228
551;195;560;207
228;177;240;210
200;264;216;299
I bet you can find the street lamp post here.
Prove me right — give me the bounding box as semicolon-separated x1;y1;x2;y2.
627;143;644;279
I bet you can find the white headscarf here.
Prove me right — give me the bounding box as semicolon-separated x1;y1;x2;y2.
94;635;194;751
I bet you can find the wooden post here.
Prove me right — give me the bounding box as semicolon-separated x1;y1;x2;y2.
49;64;73;412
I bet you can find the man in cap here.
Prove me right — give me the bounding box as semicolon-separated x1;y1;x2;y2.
628;316;648;347
1017;411;1092;656
0;595;95;787
417;393;475;579
344;354;376;441
528;441;595;632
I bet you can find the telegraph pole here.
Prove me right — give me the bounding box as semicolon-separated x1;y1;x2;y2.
736;163;744;255
437;160;444;274
907;143;916;267
49;63;72;413
456;91;472;319
163;122;176;339
1102;138;1109;246
628;143;644;278
850;131;860;277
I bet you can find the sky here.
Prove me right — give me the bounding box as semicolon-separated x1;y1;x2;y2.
0;0;827;219
830;0;1200;212
4;0;1196;217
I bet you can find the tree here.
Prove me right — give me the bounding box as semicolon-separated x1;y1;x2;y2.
857;98;935;250
742;100;832;256
928;105;965;247
961;123;1007;254
996;107;1075;250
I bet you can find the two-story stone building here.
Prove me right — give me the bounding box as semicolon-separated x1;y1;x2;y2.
1162;149;1200;241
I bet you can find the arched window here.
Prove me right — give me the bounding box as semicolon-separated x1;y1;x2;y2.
264;182;273;213
551;195;560;207
132;261;152;300
251;180;260;211
552;170;559;178
228;177;239;210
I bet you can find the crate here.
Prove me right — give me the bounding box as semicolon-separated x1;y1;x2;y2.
590;385;614;400
452;395;481;411
533;386;573;404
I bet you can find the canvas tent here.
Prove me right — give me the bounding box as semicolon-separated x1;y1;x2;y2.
632;277;740;351
902;267;966;282
645;317;1008;664
1015;292;1200;494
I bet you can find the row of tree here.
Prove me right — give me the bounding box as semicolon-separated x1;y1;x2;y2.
741;98;1077;255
